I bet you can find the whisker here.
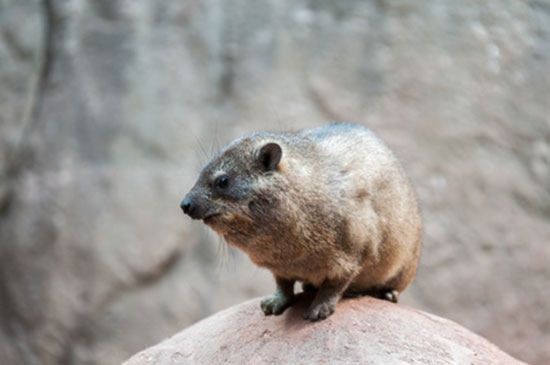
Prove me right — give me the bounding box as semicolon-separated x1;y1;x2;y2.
210;122;220;160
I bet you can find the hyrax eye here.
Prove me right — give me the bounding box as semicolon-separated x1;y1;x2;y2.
214;175;230;190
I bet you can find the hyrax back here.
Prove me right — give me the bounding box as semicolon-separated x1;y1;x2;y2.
181;123;422;321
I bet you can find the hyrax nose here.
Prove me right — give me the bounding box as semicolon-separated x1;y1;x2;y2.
180;197;192;215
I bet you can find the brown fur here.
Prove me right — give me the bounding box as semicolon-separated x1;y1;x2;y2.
182;123;422;321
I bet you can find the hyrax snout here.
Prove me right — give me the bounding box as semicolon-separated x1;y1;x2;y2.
181;123;422;321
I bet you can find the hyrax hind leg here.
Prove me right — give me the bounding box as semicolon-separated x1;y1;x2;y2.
370;288;400;303
344;286;400;303
345;259;419;303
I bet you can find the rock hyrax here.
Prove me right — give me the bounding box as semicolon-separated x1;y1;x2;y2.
181;123;422;321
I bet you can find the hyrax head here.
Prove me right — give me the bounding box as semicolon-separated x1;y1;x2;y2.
181;136;283;238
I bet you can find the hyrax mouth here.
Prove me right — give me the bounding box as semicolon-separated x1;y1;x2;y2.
202;213;221;224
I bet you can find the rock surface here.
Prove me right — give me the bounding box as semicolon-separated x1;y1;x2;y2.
0;1;548;364
125;295;524;365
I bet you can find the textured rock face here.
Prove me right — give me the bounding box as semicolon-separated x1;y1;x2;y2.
125;296;525;365
0;1;548;364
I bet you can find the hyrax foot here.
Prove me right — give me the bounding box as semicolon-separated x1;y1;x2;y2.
261;294;293;315
381;289;400;303
303;301;335;322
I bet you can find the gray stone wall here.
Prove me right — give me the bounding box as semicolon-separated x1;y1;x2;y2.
1;1;548;364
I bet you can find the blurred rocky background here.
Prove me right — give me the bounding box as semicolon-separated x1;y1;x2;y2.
0;0;548;364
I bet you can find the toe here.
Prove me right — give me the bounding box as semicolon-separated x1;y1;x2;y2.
384;290;399;303
303;302;335;321
260;299;273;315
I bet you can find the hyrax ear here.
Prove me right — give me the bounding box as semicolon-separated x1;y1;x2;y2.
257;142;282;171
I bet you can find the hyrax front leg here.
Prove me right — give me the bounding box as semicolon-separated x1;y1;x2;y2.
261;276;295;315
303;274;355;321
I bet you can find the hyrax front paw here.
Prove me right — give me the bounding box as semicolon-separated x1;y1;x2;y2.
260;294;293;315
303;301;335;321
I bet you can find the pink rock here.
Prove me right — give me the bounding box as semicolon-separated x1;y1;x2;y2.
124;295;524;364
